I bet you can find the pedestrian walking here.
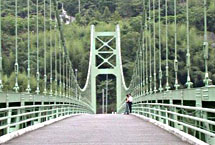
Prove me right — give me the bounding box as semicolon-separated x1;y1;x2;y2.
124;94;130;115
128;94;133;113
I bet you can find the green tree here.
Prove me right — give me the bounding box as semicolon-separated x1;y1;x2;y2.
111;10;121;22
103;6;111;22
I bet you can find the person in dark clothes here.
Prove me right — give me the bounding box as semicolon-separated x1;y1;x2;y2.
128;94;133;113
124;94;130;115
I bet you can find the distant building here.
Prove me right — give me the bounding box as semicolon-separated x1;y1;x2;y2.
59;4;75;25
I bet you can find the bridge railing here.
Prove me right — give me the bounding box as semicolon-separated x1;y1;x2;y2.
133;103;215;144
0;103;90;138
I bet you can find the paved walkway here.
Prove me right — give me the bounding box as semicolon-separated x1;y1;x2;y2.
3;114;190;145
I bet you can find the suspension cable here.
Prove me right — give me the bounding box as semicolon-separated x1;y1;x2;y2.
49;0;53;96
62;45;65;97
203;0;211;86
36;0;40;94
165;0;170;91
142;0;146;96
43;0;47;94
148;0;153;94
185;0;193;89
174;0;180;90
139;43;143;96
54;12;58;96
26;0;31;93
158;0;163;92
14;0;19;92
59;30;62;96
66;55;68;97
145;7;149;95
153;0;157;93
0;0;3;92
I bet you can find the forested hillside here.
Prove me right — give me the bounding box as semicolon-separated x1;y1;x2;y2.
1;0;215;112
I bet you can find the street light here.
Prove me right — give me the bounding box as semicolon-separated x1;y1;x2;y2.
75;69;78;100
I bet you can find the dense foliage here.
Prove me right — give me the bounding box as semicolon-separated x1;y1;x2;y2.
1;0;215;112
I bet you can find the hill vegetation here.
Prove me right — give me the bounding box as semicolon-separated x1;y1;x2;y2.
1;0;215;112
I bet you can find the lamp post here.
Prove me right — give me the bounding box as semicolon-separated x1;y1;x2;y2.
75;69;78;100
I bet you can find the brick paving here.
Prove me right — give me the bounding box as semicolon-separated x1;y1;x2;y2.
3;114;190;145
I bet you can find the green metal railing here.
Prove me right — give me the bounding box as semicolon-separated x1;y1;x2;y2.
118;0;215;144
133;103;215;144
0;0;214;144
0;103;90;137
0;0;94;138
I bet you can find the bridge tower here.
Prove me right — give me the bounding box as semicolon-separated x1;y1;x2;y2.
89;25;127;113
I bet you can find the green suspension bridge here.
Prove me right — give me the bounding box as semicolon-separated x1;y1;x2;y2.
0;0;215;144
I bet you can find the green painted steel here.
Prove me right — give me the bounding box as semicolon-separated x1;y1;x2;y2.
88;25;128;113
133;102;215;144
117;0;215;144
0;0;2;93
165;0;170;91
185;0;193;89
14;0;19;92
0;0;215;145
174;0;180;90
0;103;89;135
0;0;93;138
36;0;40;95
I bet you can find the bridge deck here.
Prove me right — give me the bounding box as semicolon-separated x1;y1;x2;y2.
3;114;189;145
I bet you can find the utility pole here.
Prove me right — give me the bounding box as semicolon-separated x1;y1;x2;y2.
102;89;105;114
106;75;108;113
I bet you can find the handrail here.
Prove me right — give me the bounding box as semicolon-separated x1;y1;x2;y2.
0;103;91;138
138;103;215;113
133;102;215;144
133;106;215;126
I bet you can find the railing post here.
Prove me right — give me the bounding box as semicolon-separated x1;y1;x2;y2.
55;105;58;117
16;108;20;131
165;108;168;125
38;105;42;123
170;99;177;128
195;88;202;138
172;106;178;129
203;111;210;143
7;109;12;134
158;105;162;122
20;96;25;128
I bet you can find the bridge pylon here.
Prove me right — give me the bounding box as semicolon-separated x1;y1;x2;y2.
89;25;127;113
